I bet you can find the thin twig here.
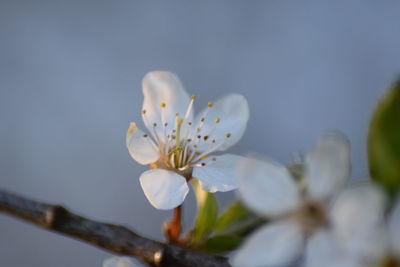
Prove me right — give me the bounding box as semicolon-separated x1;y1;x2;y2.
163;205;183;244
0;189;230;267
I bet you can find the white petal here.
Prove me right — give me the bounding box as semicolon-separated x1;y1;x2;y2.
142;71;193;141
139;169;189;210
305;132;351;200
192;154;244;193
330;183;387;257
194;94;249;152
126;122;160;165
103;257;141;267
231;219;303;267
389;196;400;254
305;231;361;267
237;157;300;217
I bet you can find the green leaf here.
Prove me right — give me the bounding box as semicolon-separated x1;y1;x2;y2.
201;234;243;253
368;80;400;197
191;179;218;245
214;201;258;235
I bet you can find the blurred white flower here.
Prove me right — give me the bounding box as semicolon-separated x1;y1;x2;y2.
232;133;351;267
307;184;400;267
127;71;249;210
102;256;141;267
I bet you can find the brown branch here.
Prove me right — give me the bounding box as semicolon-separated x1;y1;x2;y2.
0;189;230;267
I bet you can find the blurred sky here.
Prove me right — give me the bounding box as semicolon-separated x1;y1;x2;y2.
1;1;400;266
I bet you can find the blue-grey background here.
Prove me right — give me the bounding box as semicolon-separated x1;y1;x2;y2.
1;1;400;266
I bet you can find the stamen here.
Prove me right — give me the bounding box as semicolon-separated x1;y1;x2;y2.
175;119;183;145
173;118;184;167
169;155;176;168
199;155;208;160
178;165;190;171
159;103;168;144
151;123;162;145
194;101;214;134
226;133;232;138
193;162;207;167
143;134;148;137
182;143;190;165
184;95;196;119
191;139;226;164
141;109;159;142
202;118;220;141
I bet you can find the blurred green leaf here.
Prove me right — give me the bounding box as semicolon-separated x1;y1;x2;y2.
368;80;400;197
214;201;260;235
201;234;243;254
191;179;218;245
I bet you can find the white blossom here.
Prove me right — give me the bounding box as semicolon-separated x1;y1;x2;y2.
127;71;249;209
232;133;351;267
306;184;400;267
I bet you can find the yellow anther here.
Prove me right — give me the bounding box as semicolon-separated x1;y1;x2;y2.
200;117;205;122
199;155;209;160
215;118;220;123
207;102;214;107
161;102;166;108
191;94;196;99
128;122;137;135
226;133;232;138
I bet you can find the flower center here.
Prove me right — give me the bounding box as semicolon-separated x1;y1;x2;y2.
142;95;232;171
295;201;327;235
